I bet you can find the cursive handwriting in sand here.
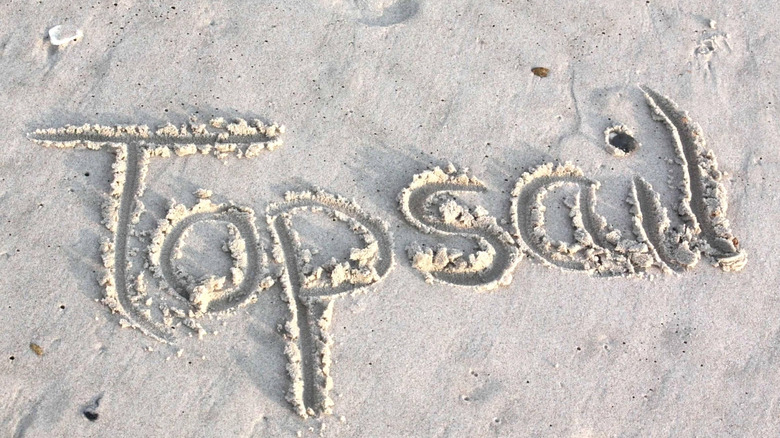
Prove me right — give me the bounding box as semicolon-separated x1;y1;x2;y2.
29;86;746;418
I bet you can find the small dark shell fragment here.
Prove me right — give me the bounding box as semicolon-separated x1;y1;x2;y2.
531;67;549;78
30;343;44;356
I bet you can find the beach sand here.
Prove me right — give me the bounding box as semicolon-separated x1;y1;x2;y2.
1;1;779;436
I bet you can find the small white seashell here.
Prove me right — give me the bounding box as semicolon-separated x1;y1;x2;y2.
48;24;83;46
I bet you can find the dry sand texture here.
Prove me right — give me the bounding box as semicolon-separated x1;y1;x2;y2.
17;88;752;425
29;119;397;420
266;189;394;418
28;120;283;343
2;0;779;436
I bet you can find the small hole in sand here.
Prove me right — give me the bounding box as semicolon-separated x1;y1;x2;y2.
83;410;98;422
608;131;638;154
605;125;639;156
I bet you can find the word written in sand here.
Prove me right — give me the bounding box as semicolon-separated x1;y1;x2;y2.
30;86;746;418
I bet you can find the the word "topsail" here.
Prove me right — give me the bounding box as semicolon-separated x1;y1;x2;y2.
29;86;746;418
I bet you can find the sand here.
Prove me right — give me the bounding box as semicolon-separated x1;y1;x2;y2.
1;1;779;436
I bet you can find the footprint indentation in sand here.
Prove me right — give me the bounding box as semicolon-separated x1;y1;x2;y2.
353;0;420;27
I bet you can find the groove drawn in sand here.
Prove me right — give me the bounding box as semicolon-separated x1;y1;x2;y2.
29;118;284;342
631;176;693;273
640;86;746;271
508;86;746;276
30;85;747;420
148;191;269;316
510;162;654;276
266;189;394;418
399;164;521;290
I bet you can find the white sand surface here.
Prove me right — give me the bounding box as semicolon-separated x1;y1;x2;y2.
1;1;778;436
